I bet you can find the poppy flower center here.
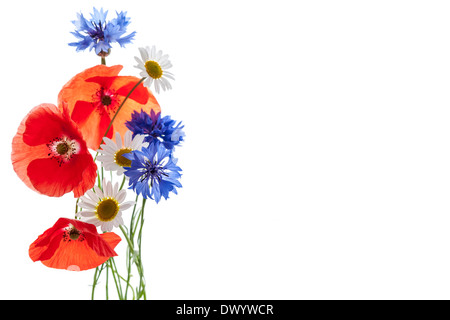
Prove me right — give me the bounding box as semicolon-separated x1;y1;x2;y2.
69;227;81;241
145;60;163;79
56;142;70;155
62;225;85;242
114;148;133;167
94;87;120;115
101;95;112;106
47;137;80;166
96;198;120;222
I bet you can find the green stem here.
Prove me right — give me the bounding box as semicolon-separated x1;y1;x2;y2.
105;263;109;300
108;258;123;300
91;267;99;300
124;194;139;299
119;176;126;191
135;198;147;299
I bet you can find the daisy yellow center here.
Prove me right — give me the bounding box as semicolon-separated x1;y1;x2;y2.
145;60;163;79
95;198;120;222
114;148;133;167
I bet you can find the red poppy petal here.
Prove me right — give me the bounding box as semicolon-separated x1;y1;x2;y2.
29;218;70;261
71;154;98;198
71;100;95;127
58;65;161;151
115;77;151;104
27;152;97;198
70;219;120;258
29;219;121;271
12;103;96;197
86;76;117;89
21;104;66;146
100;232;122;251
40;239;110;271
58;65;123;109
99;111;113;141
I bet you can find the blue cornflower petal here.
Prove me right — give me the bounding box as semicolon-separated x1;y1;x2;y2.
69;7;136;54
124;143;182;203
90;7;108;24
116;31;137;47
126;110;185;151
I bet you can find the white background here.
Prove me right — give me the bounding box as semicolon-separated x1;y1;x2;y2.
1;0;450;300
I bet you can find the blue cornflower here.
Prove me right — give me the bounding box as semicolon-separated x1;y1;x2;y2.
123;143;182;203
126;109;185;151
69;8;136;55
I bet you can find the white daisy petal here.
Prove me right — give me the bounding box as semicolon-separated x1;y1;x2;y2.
104;180;112;197
120;201;136;210
115;132;122;149
102;222;113;232
116;189;127;203
79;201;96;210
134;56;144;66
131;135;146;150
79;211;96;217
86;218;101;226
124;130;132;147
94;185;104;199
100;144;117;154
115;215;124;226
150;45;156;58
144;77;153;88
139;47;149;62
113;182;119;196
82;193;98;206
134;45;174;94
154;80;160;94
103;137;117;148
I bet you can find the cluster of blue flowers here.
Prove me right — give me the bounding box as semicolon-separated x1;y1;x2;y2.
124;110;185;203
69;8;136;55
126;110;185;151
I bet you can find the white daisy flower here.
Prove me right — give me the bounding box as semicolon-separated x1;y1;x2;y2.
97;130;147;176
77;179;135;232
134;45;174;94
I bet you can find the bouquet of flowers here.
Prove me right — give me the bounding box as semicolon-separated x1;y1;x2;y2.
10;7;184;300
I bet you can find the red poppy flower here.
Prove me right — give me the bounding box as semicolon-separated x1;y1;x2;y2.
11;103;97;198
29;218;121;271
58;64;160;150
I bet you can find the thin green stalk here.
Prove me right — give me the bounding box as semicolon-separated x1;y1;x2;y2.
119;176;126;191
119;222;146;299
91;263;105;300
124;194;139;299
91;267;99;300
119;225;135;252
75;198;80;219
135;197;147;299
119;274;136;300
105;262;109;300
108;258;123;300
